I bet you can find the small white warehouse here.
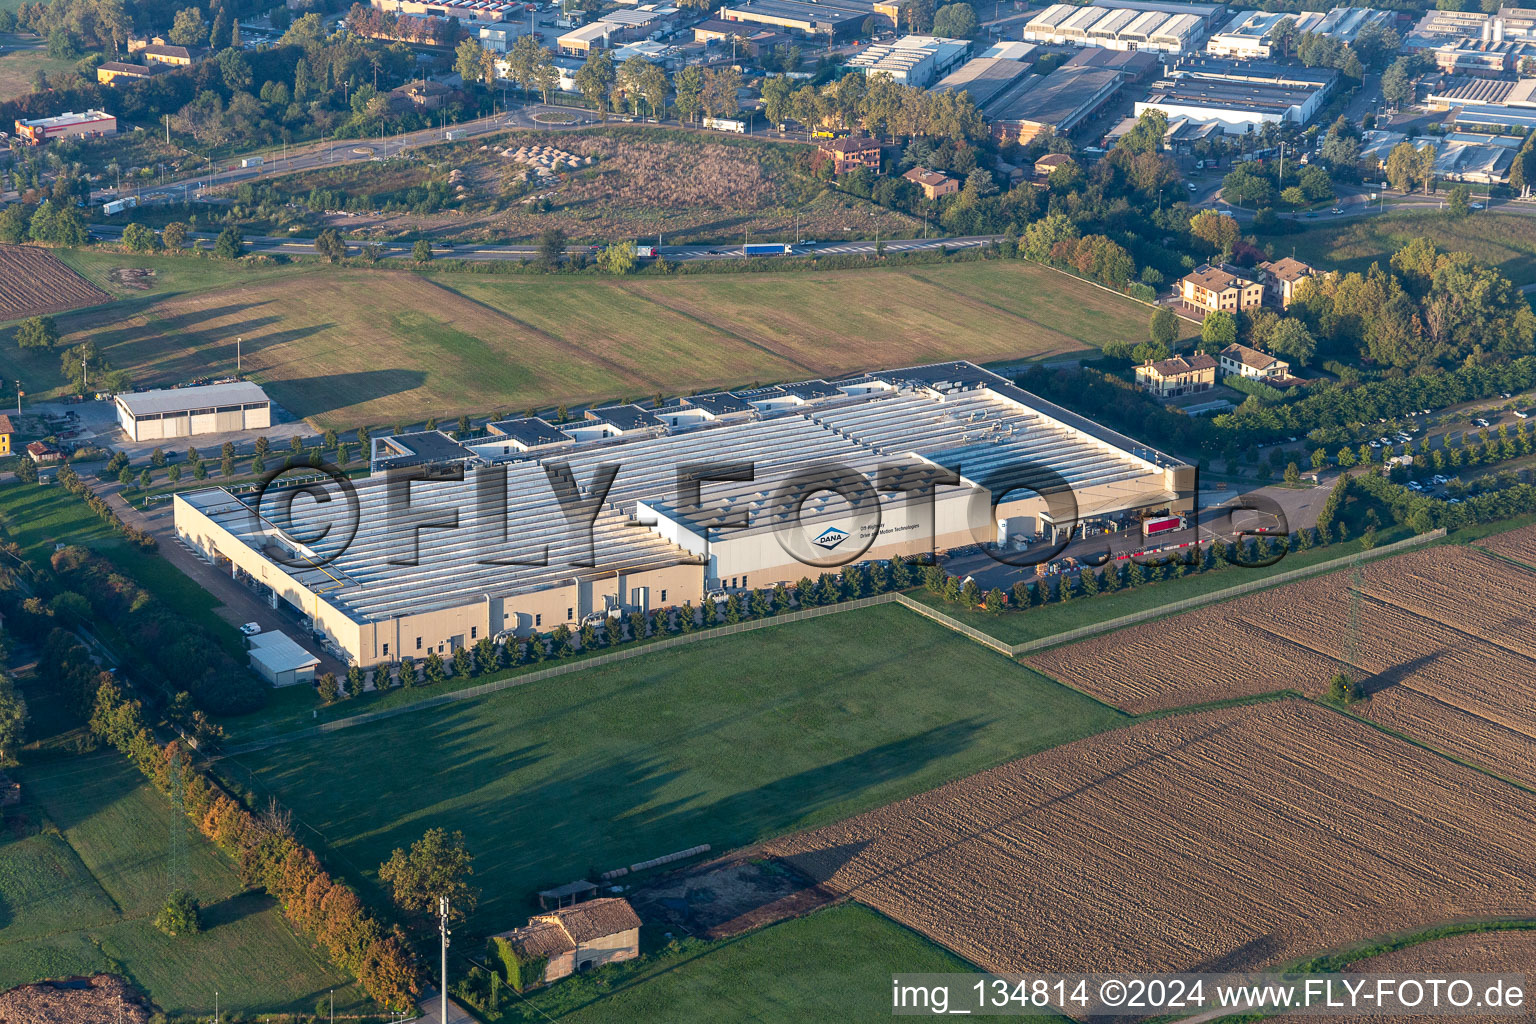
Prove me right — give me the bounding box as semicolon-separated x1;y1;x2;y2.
247;630;321;687
115;381;272;442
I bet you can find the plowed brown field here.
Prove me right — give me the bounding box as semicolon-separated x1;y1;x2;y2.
0;245;109;320
1330;931;1536;1024
1028;546;1536;788
1477;521;1536;570
767;702;1536;978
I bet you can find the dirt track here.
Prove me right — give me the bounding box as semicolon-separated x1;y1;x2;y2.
1028;545;1536;788
767;702;1536;978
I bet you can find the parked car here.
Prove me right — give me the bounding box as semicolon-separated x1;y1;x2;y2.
1474;417;1491;428
1471;202;1485;210
239;622;261;636
1516;410;1529;419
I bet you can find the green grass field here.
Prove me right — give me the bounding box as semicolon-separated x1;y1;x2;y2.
2;253;1180;427
911;526;1413;646
484;904;976;1024
1289;211;1536;287
0;46;76;101
0;754;365;1014
234;604;1125;930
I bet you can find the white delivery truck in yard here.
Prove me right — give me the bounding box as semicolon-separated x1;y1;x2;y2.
102;196;138;216
635;245;657;258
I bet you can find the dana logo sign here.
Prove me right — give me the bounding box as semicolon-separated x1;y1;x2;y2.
813;527;849;550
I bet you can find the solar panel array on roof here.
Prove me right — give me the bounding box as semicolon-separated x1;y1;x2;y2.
178;361;1186;627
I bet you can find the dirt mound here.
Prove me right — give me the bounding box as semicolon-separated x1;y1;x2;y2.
106;267;156;290
0;975;150;1024
0;244;110;319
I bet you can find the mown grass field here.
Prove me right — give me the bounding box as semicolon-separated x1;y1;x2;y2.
234;603;1125;930
484;904;976;1024
1289;211;1536;286
0;754;365;1014
2;253;1176;427
0;46;75;101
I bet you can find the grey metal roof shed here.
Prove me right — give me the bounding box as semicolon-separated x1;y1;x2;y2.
248;630;322;687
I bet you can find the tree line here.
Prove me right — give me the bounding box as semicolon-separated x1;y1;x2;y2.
45;537;266;716
90;680;417;1009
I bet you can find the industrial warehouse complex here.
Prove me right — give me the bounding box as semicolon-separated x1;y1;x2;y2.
174;362;1192;668
115;381;273;442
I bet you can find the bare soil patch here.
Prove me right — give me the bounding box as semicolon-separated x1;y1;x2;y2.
629;853;836;939
105;267;155;291
0;244;110;321
1477;520;1536;568
276;128;918;244
766;701;1536;978
0;975;151;1024
1329;931;1536;1024
1028;546;1536;788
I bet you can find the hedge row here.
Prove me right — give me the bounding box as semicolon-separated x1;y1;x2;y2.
89;679;418;1010
56;463;156;549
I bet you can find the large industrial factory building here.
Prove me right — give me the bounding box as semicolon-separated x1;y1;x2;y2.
175;362;1193;668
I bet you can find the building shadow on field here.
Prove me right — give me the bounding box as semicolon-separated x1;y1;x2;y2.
267;369;428;418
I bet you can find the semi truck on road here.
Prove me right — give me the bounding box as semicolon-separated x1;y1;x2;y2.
1142;514;1186;540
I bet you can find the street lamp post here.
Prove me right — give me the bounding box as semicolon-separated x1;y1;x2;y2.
440;896;451;1024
